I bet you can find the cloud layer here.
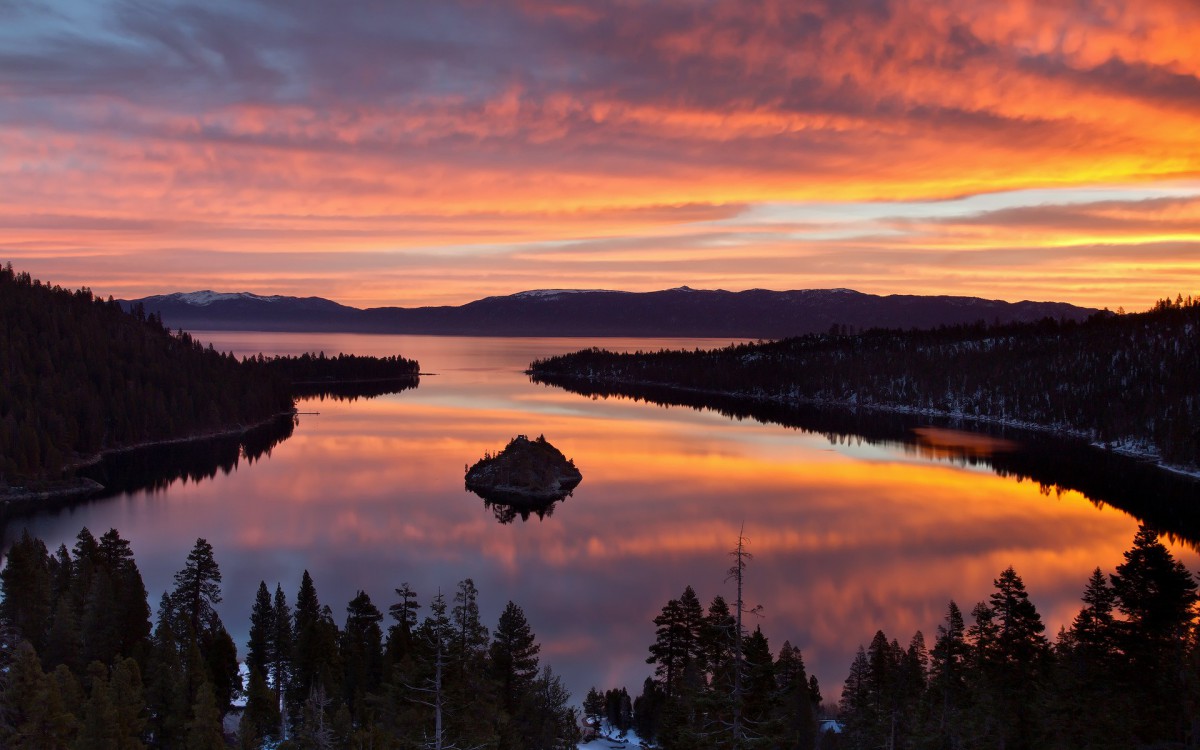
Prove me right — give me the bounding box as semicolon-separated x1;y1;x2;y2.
2;0;1198;307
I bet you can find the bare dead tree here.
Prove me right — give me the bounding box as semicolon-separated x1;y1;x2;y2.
724;523;763;749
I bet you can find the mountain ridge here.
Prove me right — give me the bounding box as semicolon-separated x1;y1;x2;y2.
124;286;1100;338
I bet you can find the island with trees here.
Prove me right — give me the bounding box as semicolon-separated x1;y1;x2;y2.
465;435;583;504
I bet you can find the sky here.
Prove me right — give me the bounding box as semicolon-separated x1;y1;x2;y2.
2;0;1199;310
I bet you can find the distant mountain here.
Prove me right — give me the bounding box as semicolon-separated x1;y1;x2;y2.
125;287;1099;338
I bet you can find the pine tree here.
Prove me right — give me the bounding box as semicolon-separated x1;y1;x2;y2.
144;595;189;749
1110;526;1199;744
109;658;147;750
450;578;489;670
965;567;1050;750
270;583;292;737
170;539;222;638
184;683;225;750
740;626;777;740
583;687;604;737
925;601;968;747
3;640;78;749
76;661;119;750
490;601;541;701
0;531;52;653
95;529;152;665
647;587;705;702
288;573;342;735
386;582;420;667
341;590;384;717
632;677;665;743
773;641;816;750
246;582;275;679
840;646;873;748
490;601;542;749
239;667;281;749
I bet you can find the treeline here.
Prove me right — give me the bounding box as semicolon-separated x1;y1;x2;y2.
835;526;1199;749
0;264;293;481
580;527;1199;750
0;528;580;749
254;352;419;384
0;264;421;483
589;584;823;749
530;297;1200;468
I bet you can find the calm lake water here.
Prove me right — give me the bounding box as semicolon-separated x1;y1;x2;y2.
6;332;1198;704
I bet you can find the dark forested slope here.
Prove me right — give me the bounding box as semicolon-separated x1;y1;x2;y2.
0;264;293;482
530;297;1200;468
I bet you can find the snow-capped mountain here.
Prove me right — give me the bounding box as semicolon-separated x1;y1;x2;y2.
123;287;1098;337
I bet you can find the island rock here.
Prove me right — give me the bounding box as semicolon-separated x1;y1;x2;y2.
464;434;582;504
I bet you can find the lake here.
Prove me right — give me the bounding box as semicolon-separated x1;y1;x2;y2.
5;332;1198;704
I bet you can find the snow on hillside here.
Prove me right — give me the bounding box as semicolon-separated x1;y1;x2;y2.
156;291;288;306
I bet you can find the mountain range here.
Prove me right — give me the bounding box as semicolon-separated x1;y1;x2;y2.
123;287;1099;338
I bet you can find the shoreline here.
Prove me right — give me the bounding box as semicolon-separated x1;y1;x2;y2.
531;372;1200;480
1;410;296;509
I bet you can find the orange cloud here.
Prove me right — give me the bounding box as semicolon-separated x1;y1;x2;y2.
1;0;1198;308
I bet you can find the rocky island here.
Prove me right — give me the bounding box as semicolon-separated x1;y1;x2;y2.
464;434;583;506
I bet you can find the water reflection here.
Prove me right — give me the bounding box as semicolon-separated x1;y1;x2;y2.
531;373;1200;546
3;333;1197;709
909;426;1019;460
479;495;569;524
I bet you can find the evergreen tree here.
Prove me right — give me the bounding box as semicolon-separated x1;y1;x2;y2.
76;661;120;750
0;531;52;654
926;600;968;746
109;658;148;750
239;667;281;749
170;539;223;638
341;590;384;717
964;568;1050;750
647;587;704;700
740;626;778;741
773;641;816;750
289;571;342;731
702;595;736;687
490;601;542;749
490;601;541;703
246;582;275;680
386;582;420;667
583;687;604;736
450;578;489;671
840;646;873;748
144;595;189;749
95;529;152;667
270;583;292;736
184;682;225;750
2;641;78;749
1110;526;1199;744
632;677;665;743
524;666;579;750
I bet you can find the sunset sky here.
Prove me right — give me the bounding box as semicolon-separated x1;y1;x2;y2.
2;0;1199;310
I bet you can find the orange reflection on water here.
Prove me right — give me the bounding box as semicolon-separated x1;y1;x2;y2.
911;426;1020;459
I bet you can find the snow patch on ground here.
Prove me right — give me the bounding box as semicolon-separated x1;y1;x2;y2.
579;724;647;749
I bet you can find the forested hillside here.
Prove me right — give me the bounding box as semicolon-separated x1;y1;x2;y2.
530;297;1200;468
0;264;293;482
0;529;580;749
0;265;422;485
